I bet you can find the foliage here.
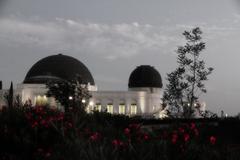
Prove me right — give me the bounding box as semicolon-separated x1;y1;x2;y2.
199;110;218;118
1;105;240;160
4;81;14;108
46;75;91;112
163;27;213;118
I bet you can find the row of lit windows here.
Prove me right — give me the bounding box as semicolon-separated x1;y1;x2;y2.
34;95;138;115
87;104;137;115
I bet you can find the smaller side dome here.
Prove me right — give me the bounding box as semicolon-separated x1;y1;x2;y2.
128;65;163;88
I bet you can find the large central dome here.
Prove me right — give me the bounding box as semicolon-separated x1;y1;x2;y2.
24;54;95;85
128;65;162;88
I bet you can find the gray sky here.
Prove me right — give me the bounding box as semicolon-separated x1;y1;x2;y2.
1;0;240;115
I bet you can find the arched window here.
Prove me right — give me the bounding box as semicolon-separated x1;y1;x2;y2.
130;104;137;115
119;103;125;114
107;103;113;114
95;103;101;112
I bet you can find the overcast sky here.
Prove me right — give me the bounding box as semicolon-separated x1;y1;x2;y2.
0;0;240;115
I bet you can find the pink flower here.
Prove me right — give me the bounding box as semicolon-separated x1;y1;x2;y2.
40;119;46;125
112;139;118;146
112;139;124;147
184;133;190;142
190;122;196;130
119;141;124;146
90;132;100;141
67;122;73;128
57;113;64;120
178;127;185;133
209;136;216;145
31;121;38;128
124;128;130;135
143;134;149;140
194;128;199;137
171;133;178;144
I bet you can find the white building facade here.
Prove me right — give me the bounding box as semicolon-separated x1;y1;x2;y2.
0;54;163;117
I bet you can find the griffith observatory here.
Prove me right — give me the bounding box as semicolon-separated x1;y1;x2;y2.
0;54;205;118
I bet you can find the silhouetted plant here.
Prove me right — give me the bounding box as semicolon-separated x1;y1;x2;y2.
46;75;91;113
162;27;213;118
1;105;240;160
4;81;14;108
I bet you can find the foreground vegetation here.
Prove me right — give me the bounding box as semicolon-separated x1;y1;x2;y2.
0;105;240;160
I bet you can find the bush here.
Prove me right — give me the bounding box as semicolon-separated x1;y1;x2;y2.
0;106;239;160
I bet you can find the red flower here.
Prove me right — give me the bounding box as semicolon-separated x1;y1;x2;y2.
184;133;190;142
40;119;46;125
31;121;38;128
124;128;130;135
48;117;54;122
90;132;100;141
178;127;185;133
209;136;216;145
67;122;73;128
57;113;64;120
190;122;196;130
112;139;118;146
171;133;178;144
143;134;149;140
112;139;124;147
119;141;124;146
194;128;199;137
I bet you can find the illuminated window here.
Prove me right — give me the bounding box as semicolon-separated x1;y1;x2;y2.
35;95;48;106
86;106;91;113
130;104;137;115
95;103;101;112
107;104;113;114
119;104;125;114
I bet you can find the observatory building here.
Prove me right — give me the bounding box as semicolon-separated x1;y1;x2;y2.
0;54;164;117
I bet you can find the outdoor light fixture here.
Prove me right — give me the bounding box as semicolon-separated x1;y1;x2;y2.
89;101;94;106
69;96;73;100
82;99;86;103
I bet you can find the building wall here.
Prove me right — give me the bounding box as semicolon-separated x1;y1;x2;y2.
89;90;162;116
8;83;162;116
0;83;207;118
0;82;163;117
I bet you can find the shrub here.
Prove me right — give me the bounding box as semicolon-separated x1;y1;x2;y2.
0;106;239;160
